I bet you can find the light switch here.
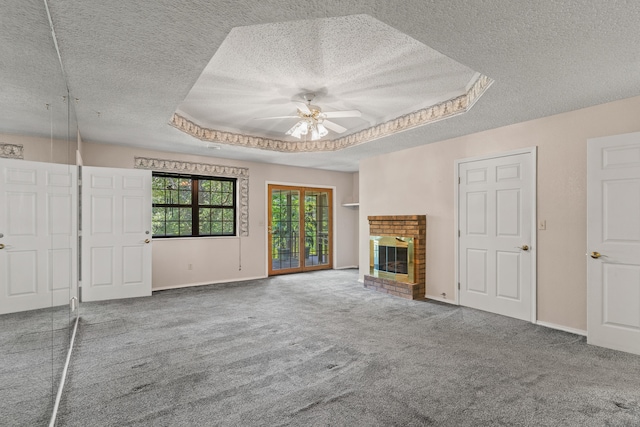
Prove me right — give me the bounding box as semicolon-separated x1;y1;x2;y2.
538;220;546;230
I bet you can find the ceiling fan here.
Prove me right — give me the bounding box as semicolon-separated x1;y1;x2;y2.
258;93;361;140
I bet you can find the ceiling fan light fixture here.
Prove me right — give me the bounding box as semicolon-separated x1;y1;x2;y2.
285;121;303;138
316;122;328;138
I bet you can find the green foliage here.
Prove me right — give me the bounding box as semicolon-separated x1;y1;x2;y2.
152;174;236;237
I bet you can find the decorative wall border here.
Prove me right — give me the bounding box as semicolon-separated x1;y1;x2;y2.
0;143;24;159
170;74;493;153
134;157;249;237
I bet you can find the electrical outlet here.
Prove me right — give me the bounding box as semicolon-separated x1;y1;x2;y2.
538;220;546;230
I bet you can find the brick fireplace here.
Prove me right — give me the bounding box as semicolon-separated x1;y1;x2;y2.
364;215;426;300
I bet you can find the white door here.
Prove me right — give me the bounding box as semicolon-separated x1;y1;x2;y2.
587;133;640;355
458;149;536;321
0;159;77;314
81;166;152;302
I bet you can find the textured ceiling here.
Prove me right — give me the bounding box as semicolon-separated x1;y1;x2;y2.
176;14;480;143
3;1;640;171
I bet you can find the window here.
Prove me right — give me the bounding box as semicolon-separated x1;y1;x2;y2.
152;172;236;237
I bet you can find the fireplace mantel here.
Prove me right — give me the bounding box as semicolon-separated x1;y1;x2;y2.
364;215;426;300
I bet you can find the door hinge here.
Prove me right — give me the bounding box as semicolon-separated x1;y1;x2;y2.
458;230;461;237
458;282;461;290
458;177;461;184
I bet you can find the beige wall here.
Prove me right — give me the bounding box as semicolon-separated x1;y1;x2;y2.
359;95;640;332
1;132;77;164
81;142;359;289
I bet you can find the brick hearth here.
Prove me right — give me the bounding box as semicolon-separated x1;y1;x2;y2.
364;215;426;300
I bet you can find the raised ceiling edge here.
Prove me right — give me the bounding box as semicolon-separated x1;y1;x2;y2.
134;156;249;237
0;143;25;159
170;74;493;153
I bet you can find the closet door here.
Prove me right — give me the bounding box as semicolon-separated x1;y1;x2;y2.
0;159;76;314
81;166;152;302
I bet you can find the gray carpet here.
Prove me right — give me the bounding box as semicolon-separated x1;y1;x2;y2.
57;269;640;426
1;306;72;427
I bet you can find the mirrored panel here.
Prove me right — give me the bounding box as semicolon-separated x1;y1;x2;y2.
0;0;78;425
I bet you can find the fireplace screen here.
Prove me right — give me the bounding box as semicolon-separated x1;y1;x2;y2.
370;236;414;282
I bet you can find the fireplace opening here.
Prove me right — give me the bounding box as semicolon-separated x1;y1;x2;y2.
376;245;408;274
370;236;414;283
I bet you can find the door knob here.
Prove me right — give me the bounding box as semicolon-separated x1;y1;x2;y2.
518;245;529;251
144;239;150;244
590;251;602;259
0;243;4;250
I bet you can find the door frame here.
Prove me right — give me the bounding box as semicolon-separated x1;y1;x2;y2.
265;181;337;277
454;147;538;323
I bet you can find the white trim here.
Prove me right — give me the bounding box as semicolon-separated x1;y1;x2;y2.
536;320;587;337
425;295;458;305
152;275;267;291
170;75;493;153
335;265;358;270
49;315;79;427
454;146;538;323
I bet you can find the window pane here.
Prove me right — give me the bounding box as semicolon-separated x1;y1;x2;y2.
179;222;192;236
179;190;191;204
199;221;211;235
222;192;233;206
180;208;192;221
212;222;223;234
178;178;191;190
170;208;178;220
152;176;164;188
166;177;178;189
152;222;165;236
152;173;236;238
167;190;179;204
166;221;179;236
199;191;211;205
199;208;210;222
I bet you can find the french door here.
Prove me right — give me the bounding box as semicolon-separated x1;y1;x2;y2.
268;185;332;275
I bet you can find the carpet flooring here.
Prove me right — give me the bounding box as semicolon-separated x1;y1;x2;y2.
56;269;640;426
1;306;72;426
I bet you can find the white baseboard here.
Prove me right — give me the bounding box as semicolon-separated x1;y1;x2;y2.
536;320;587;336
335;265;359;270
153;275;267;292
425;295;458;305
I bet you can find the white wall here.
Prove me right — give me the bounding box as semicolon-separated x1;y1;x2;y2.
81;142;359;289
359;94;640;332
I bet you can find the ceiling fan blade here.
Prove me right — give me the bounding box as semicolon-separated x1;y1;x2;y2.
323;110;361;118
323;120;347;134
254;115;299;120
294;102;312;115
